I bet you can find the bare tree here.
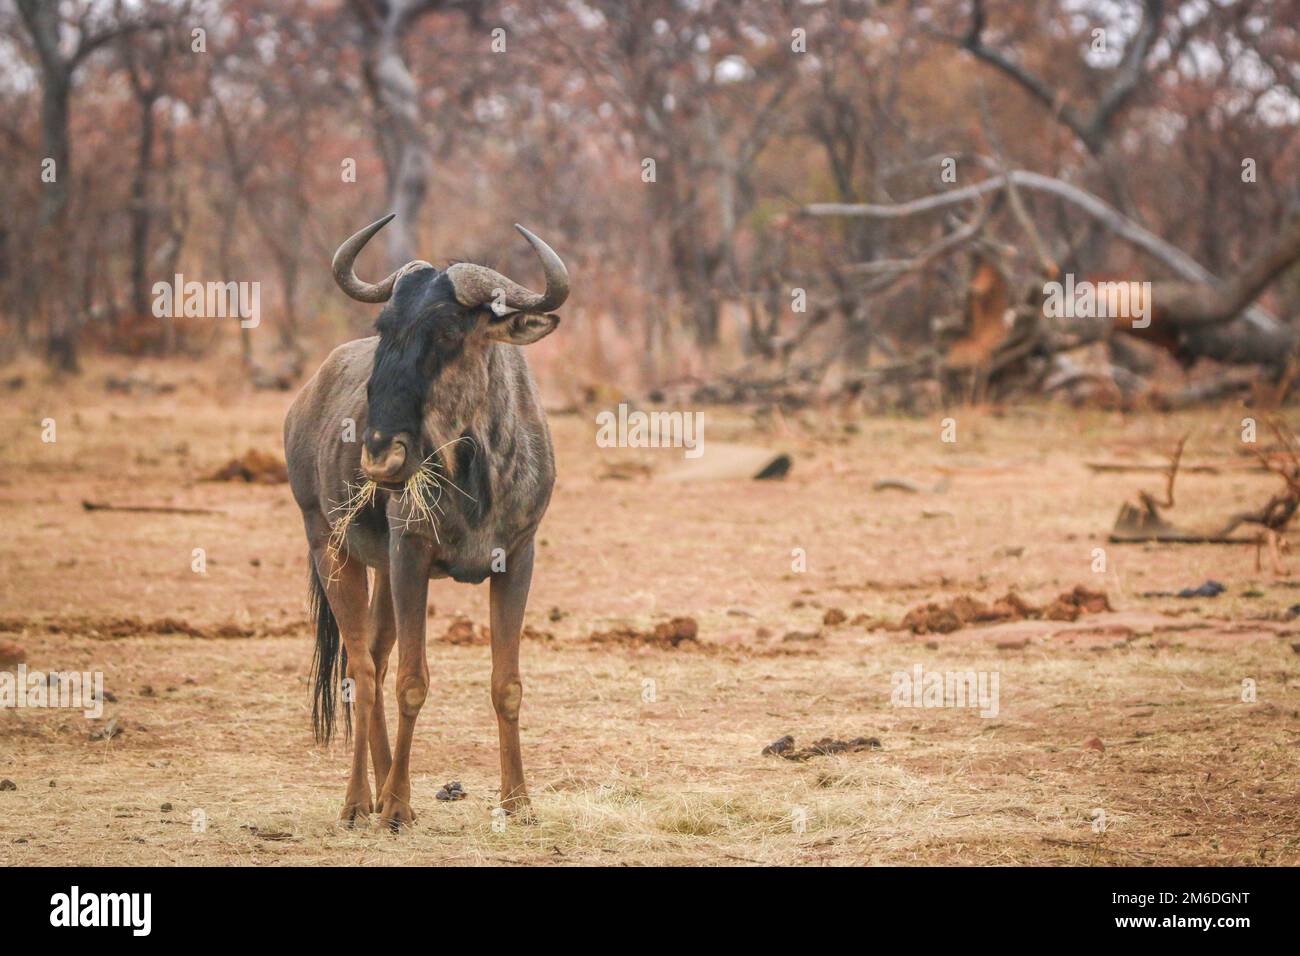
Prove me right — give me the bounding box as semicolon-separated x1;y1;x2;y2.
15;0;157;224
539;0;796;346
13;0;163;364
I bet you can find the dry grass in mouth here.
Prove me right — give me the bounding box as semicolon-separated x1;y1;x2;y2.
328;440;478;559
326;478;377;573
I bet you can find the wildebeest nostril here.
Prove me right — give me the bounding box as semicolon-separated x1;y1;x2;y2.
364;430;392;458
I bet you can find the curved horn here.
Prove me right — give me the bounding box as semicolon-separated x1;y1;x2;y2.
445;224;570;316
331;214;407;303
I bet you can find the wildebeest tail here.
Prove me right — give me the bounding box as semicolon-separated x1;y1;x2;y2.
309;560;350;744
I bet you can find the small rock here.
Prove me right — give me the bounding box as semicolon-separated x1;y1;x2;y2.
0;639;26;669
442;618;485;646
160;803;173;812
90;717;122;741
651;617;698;646
823;608;848;626
0;779;16;791
872;477;924;494
1083;736;1105;753
781;630;823;642
1177;580;1226;599
254;829;294;841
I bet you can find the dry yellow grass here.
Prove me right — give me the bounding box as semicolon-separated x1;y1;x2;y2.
1;628;1295;865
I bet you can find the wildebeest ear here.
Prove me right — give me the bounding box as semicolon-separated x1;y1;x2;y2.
486;312;559;345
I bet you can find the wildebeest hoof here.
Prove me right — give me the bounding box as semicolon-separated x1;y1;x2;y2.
379;793;416;831
501;795;535;823
338;801;373;827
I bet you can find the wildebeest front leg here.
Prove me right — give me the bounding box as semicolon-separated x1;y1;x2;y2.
308;540;374;827
489;538;535;817
368;570;397;809
378;532;432;830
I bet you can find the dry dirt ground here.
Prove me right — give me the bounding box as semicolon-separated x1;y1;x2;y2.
1;357;1297;866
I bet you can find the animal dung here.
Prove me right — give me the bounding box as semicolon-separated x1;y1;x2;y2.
761;735;795;757
762;735;882;761
1177;580;1227;599
589;617;699;648
898;586;1111;635
206;449;289;484
435;781;466;801
89;718;122;741
0;639;26;669
440;618;487;646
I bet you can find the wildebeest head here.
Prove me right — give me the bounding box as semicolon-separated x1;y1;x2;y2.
330;215;569;487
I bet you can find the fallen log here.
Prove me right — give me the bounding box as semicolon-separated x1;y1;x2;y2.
1109;502;1250;544
804;169;1300;368
82;500;226;516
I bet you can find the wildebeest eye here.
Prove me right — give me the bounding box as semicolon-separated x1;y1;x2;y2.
437;327;460;347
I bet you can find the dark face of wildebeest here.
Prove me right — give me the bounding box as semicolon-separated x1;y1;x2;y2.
361;268;478;486
329;214;569;487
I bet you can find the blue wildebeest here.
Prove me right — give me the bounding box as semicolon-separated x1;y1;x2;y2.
284;215;568;828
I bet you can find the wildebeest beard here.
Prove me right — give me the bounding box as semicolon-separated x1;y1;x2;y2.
365;267;479;447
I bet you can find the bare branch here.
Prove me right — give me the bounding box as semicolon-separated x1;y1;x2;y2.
936;0;1165;154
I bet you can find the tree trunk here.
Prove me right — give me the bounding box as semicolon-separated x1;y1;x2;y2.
129;93;157;323
354;3;434;267
37;72;72;229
